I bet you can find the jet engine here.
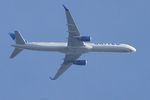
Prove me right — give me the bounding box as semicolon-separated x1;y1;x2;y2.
75;36;91;42
73;60;87;65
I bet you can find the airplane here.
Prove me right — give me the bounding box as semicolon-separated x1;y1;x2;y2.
9;5;136;80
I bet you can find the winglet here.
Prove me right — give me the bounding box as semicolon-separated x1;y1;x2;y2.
49;76;55;80
62;5;69;11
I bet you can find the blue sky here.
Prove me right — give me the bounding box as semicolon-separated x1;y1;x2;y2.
0;0;150;100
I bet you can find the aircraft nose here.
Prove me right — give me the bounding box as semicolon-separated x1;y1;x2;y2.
129;46;136;52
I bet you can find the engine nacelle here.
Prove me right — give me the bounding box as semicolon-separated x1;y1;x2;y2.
75;36;91;42
73;60;87;66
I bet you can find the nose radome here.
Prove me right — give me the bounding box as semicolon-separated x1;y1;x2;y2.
120;44;136;52
132;47;136;52
129;46;136;52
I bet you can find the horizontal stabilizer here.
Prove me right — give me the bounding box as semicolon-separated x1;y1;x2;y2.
10;48;23;59
9;31;26;59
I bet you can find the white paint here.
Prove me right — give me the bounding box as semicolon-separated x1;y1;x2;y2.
12;42;136;54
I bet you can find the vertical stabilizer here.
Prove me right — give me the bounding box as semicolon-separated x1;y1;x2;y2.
9;31;26;58
15;31;26;44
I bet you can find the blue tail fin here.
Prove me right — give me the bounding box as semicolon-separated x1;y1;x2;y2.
9;31;27;58
9;31;27;44
9;32;16;40
14;31;26;44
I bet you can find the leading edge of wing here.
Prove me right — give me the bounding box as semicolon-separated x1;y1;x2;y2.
49;63;72;80
62;5;84;47
50;53;82;80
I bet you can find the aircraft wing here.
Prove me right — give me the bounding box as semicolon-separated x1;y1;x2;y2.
50;53;81;80
63;5;84;47
50;5;83;80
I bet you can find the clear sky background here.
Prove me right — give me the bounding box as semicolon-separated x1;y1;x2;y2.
0;0;150;100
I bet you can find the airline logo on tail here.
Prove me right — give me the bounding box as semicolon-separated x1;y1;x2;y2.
9;31;27;58
9;31;28;43
9;32;16;40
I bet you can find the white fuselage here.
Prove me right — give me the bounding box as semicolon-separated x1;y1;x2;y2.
12;42;136;54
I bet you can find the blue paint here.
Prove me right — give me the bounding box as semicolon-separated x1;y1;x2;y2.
73;60;87;65
63;4;69;11
9;32;16;40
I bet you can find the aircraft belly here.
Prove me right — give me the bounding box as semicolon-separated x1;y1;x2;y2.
91;45;130;53
22;45;67;53
66;46;89;54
